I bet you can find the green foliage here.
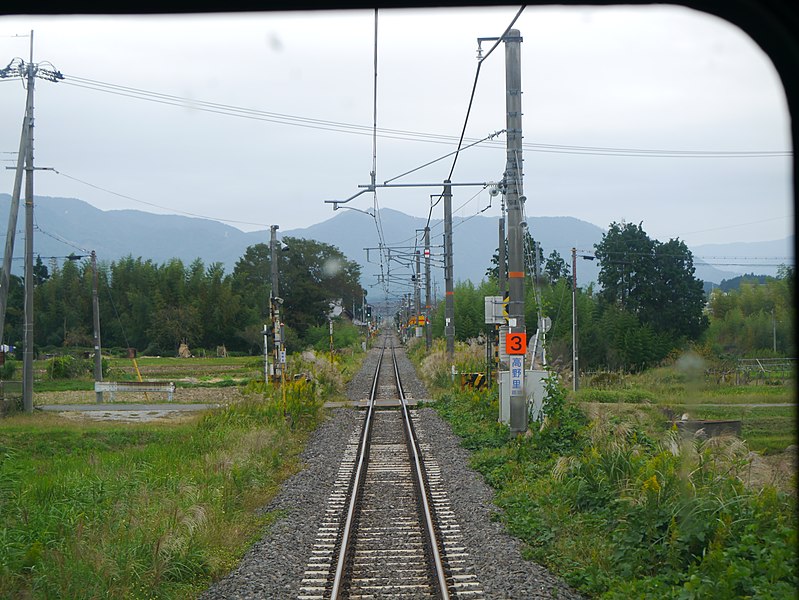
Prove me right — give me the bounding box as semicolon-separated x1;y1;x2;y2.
577;388;656;404
47;355;84;379
24;238;366;358
435;387;509;451
305;320;363;354
544;249;570;282
44;355;110;380
431;372;797;598
594;222;707;341
0;359;17;380
705;273;794;357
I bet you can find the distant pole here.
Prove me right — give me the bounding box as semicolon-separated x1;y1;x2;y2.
270;225;281;384
772;308;777;353
22;35;35;414
504;29;526;433
572;247;579;392
329;317;334;364
424;226;432;350
268;323;269;383
91;251;103;404
415;249;421;338
444;180;455;357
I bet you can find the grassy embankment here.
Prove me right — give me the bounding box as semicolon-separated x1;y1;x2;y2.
0;349;364;598
408;339;797;599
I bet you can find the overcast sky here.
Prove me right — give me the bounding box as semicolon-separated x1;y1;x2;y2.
0;5;793;252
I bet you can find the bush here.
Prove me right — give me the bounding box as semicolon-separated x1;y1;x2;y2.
431;368;797;598
0;359;17;380
46;355;108;379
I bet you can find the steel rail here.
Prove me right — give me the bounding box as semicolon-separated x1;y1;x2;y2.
329;343;383;599
392;346;451;600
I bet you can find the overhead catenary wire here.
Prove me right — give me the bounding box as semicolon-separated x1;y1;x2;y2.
447;5;526;182
370;9;390;296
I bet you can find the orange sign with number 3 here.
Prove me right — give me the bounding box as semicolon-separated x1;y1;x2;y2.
506;332;527;355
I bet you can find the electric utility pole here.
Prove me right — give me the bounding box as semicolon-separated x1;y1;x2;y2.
91;251;103;404
0;33;62;412
444;180;455;357
424;226;432;350
270;225;282;384
572;247;579;392
504;29;526;434
414;250;421;338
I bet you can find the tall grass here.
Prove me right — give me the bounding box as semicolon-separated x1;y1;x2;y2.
0;385;324;598
407;333;797;599
437;380;797;598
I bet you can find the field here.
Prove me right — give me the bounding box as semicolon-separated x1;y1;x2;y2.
575;366;796;456
0;350;362;598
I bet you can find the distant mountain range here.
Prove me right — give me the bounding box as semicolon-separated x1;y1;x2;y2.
0;194;792;297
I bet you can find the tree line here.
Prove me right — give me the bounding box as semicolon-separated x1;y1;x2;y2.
430;221;794;371
1;238;364;357
1;221;791;370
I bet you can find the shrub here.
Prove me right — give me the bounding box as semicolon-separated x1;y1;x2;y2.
431;366;797;598
0;360;17;380
45;355;108;380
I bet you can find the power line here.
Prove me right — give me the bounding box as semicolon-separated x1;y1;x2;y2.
51;169;272;229
55;74;791;158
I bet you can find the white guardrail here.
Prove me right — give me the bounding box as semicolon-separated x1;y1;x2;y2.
94;381;176;402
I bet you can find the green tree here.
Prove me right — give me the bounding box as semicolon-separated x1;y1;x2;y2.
231;244;270;320
485;230;544;283
279;237;362;340
544;249;570;282
705;268;794;357
33;255;49;285
594;221;707;341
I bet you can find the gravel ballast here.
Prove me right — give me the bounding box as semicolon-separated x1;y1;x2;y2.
200;338;584;599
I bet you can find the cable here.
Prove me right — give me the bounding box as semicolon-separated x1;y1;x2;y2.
57;75;791;158
447;6;526;182
384;130;504;184
51;169;272;229
34;223;90;254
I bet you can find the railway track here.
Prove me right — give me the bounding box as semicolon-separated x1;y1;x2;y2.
298;335;484;599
